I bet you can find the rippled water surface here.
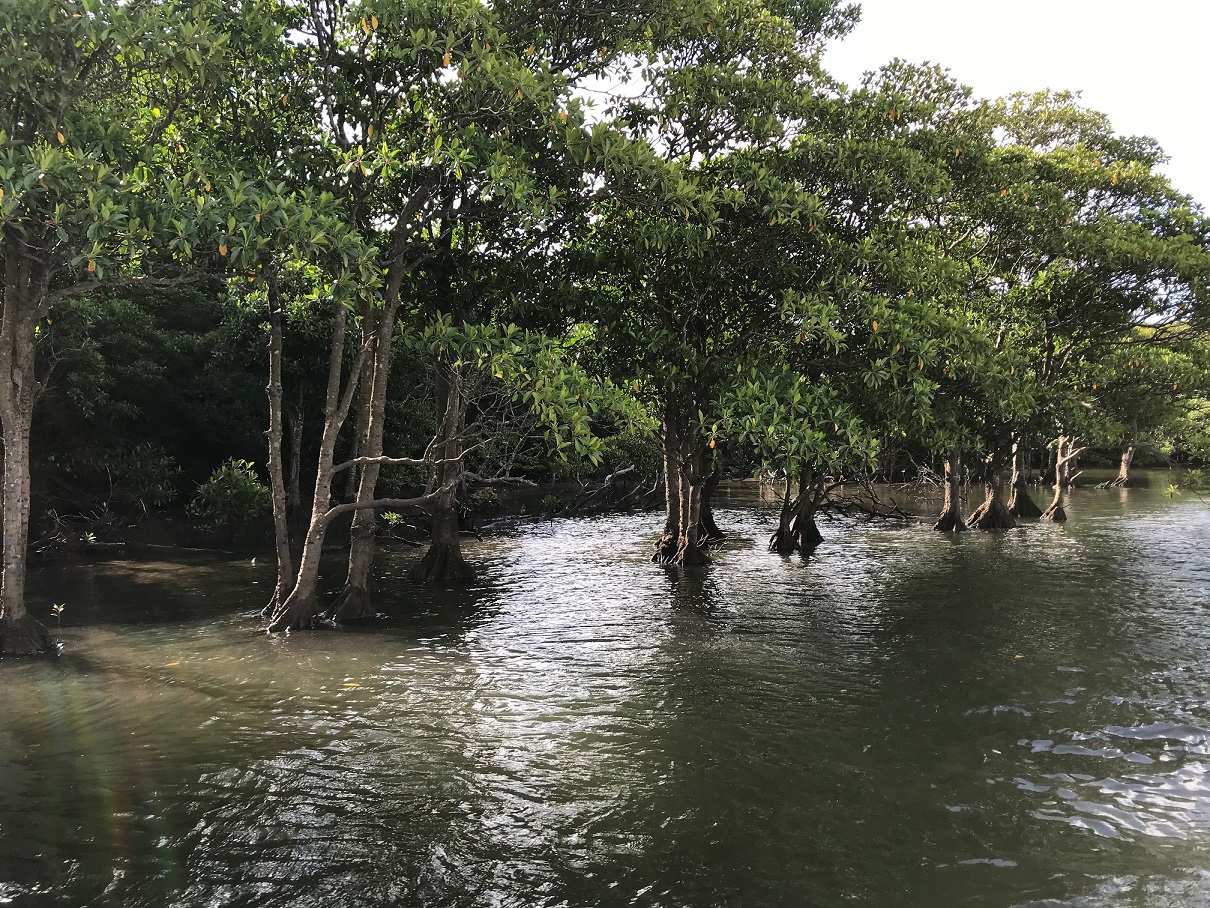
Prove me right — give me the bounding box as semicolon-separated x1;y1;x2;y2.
3;485;1210;907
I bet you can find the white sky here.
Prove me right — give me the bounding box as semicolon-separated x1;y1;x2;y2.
822;0;1209;209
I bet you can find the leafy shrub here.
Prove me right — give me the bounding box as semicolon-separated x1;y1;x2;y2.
190;459;271;528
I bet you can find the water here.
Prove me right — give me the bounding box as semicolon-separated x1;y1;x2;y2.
2;485;1210;907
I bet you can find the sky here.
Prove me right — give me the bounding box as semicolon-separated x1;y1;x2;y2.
822;0;1209;209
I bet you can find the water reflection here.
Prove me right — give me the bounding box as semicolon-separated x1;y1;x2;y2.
1;485;1208;906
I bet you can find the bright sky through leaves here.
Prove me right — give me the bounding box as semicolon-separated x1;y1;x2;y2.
824;0;1209;208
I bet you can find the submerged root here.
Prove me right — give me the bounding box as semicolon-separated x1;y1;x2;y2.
327;584;377;623
0;612;59;656
410;544;477;583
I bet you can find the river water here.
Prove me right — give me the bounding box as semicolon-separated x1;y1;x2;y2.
2;484;1210;907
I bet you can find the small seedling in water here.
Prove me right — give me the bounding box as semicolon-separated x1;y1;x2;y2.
51;603;65;627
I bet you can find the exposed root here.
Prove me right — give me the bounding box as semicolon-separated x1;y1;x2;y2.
327;584;377;623
0;612;59;656
410;543;477;582
967;493;1017;531
266;592;325;633
652;533;679;564
1096;477;1132;489
1007;484;1044;518
699;511;725;543
933;506;967;533
770;514;823;555
1041;501;1067;522
673;537;711;566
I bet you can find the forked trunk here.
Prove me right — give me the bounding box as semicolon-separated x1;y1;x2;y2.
770;476;796;554
331;285;405;620
1006;436;1043;518
771;466;824;555
933;452;967;532
286;385;306;543
1041;482;1067;522
1041;434;1074;522
1101;432;1137;489
267;304;366;632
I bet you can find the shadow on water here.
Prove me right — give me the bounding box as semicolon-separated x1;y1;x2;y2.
2;483;1210;907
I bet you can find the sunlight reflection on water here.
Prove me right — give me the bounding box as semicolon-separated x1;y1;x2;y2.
1;485;1209;906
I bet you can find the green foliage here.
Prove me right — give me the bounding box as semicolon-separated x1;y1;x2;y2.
189;459;271;528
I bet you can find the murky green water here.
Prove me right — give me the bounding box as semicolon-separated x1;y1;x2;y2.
3;484;1210;907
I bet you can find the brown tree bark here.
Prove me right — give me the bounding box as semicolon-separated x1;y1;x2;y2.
0;239;57;655
286;384;306;542
268;304;367;631
330;280;408;619
673;447;710;565
411;361;475;582
1100;424;1138;489
652;396;682;563
770;466;825;554
698;469;724;543
263;276;295;617
933;452;967;532
967;479;1017;530
1006;436;1043;518
1041;435;1083;522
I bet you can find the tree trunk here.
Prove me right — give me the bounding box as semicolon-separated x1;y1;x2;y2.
342;304;375;502
331;285;406;620
411;361;475;583
267;303;365;632
1041;481;1067;522
263;278;295;617
1113;443;1135;487
1006;436;1043;518
286;384;306;544
1101;426;1137;489
698;469;724;543
0;254;56;656
771;466;824;554
1041;434;1077;522
1;420;56;655
673;448;710;565
967;479;1017;530
933;452;967;532
770;474;796;554
410;491;476;581
652;396;682;563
